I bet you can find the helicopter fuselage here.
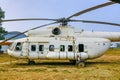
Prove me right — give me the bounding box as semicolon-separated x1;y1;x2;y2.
7;36;111;60
6;25;120;68
7;26;114;61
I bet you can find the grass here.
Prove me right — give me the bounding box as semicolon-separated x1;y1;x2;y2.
0;48;120;80
0;53;10;63
105;48;120;55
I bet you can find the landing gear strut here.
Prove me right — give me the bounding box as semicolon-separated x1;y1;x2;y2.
28;60;35;65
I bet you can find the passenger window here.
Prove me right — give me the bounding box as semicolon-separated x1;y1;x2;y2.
60;45;65;52
31;45;36;51
49;45;54;51
78;44;84;52
68;45;73;52
39;45;44;51
15;42;22;51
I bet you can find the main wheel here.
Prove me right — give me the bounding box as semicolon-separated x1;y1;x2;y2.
76;61;86;68
28;60;35;65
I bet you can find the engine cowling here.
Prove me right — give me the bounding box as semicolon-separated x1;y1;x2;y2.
52;27;61;35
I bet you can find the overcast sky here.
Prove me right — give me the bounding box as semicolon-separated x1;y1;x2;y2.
0;0;120;32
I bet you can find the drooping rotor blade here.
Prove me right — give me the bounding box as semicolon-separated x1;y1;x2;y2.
70;20;120;26
0;21;58;45
67;1;115;19
110;0;120;3
0;18;57;22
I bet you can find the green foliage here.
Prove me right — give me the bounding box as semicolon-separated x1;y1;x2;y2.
0;7;5;19
0;27;7;40
0;7;7;40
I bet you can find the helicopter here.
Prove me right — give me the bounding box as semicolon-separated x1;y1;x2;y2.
0;0;120;67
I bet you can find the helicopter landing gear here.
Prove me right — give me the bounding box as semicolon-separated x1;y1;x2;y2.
75;60;86;68
28;60;35;65
75;55;86;68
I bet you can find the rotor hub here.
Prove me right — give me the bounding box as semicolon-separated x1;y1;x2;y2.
57;18;70;26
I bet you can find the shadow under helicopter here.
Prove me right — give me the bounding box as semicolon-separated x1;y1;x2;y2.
13;61;120;67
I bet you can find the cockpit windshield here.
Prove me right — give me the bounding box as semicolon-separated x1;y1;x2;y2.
15;42;22;51
9;42;15;50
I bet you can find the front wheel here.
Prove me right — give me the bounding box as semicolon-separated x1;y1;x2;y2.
28;60;35;65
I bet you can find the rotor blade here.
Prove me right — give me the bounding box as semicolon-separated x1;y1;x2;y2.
0;18;57;22
0;21;58;45
70;20;120;26
110;0;120;3
67;1;115;19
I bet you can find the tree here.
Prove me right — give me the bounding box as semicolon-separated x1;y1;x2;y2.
0;7;7;40
0;27;7;40
0;7;5;20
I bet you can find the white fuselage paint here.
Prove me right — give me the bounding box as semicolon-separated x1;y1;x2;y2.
7;26;119;60
7;37;111;60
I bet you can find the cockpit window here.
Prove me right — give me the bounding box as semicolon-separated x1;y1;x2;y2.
15;42;22;51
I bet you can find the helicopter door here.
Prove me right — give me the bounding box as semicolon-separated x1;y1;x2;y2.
21;42;29;57
29;43;38;59
38;43;46;59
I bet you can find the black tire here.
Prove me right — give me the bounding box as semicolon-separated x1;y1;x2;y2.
76;61;86;68
28;60;35;65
